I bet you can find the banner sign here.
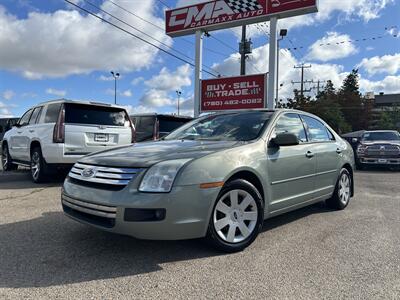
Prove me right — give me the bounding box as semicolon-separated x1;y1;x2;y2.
201;74;266;112
166;0;317;37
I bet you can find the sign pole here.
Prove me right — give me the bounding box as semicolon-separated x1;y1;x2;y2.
267;16;278;110
194;30;203;117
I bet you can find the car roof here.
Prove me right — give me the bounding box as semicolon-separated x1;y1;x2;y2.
130;113;193;120
364;130;399;133
36;98;125;109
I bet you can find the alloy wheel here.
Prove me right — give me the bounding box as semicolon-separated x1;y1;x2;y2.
31;152;40;180
339;173;350;206
213;189;258;244
2;147;8;168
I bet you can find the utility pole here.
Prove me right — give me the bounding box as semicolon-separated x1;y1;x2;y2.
293;64;312;97
315;80;326;95
239;25;252;76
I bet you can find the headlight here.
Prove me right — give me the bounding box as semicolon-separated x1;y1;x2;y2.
357;144;366;154
139;159;192;193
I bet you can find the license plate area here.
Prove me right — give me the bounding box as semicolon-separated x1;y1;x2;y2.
94;133;109;142
378;159;387;163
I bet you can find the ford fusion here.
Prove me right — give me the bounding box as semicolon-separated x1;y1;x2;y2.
62;110;355;252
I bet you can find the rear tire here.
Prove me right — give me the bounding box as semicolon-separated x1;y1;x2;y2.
30;146;48;183
2;144;18;171
206;179;264;253
326;169;352;210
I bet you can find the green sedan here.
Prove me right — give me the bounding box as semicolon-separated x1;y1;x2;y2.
62;109;355;252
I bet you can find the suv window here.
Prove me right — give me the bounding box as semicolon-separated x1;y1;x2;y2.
18;109;33;126
64;104;130;126
134;116;156;142
274;113;307;143
45;103;62;123
29;107;43;125
301;115;330;142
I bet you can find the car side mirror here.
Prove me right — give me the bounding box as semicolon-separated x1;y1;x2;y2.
13;123;21;128
270;133;299;147
351;138;358;143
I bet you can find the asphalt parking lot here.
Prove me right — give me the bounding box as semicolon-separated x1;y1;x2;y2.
0;167;399;299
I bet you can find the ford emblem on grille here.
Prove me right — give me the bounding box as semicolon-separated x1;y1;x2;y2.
380;146;385;150
82;168;96;178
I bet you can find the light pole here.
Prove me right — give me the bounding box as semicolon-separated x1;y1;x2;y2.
176;90;182;116
276;29;287;104
110;71;120;105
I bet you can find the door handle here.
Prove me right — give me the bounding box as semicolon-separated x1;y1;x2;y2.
336;148;343;154
306;151;314;158
17;131;23;134
29;130;35;133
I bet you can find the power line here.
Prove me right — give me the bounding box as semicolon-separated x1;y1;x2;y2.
64;0;219;77
83;0;223;76
107;0;230;58
285;30;398;52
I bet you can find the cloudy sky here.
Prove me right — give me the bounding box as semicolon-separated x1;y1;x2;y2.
0;0;399;117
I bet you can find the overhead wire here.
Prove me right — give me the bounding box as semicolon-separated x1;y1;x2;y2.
106;0;231;59
64;0;219;77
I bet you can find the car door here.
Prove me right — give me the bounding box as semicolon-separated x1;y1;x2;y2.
25;106;44;159
9;109;33;161
267;113;317;212
300;115;340;198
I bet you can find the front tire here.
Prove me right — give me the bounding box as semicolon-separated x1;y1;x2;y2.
206;179;264;253
30;147;48;183
2;144;18;171
326;168;352;210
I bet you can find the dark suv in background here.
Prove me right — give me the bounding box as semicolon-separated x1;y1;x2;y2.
355;130;400;169
0;118;19;141
130;114;192;142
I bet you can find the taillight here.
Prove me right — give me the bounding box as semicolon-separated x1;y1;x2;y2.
53;105;65;143
154;119;160;140
129;119;136;143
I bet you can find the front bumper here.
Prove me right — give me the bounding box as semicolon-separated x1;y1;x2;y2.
62;177;221;240
358;157;400;165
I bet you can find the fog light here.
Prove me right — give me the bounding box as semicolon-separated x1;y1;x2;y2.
124;208;166;222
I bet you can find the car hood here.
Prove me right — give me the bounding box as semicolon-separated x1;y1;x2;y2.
79;140;241;168
361;140;400;146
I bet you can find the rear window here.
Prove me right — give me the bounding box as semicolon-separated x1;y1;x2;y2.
44;103;62;123
158;117;190;133
65;104;130;127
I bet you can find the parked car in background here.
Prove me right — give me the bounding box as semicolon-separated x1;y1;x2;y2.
130;113;192;142
0;118;19;141
355;130;400;169
62;109;355;252
1;99;134;182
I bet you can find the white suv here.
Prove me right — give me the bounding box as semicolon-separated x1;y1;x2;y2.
1;99;134;183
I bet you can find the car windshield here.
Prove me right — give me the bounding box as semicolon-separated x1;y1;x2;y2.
164;111;273;142
362;132;400;141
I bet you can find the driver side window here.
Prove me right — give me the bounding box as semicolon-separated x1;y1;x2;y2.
273;113;307;143
18;109;33;127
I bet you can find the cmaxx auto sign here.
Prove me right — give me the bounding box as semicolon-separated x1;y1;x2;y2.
166;0;318;37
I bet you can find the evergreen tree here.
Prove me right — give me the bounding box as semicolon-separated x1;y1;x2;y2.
338;69;364;131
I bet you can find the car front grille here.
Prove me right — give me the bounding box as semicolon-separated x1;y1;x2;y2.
365;144;400;157
62;194;116;228
68;162;142;189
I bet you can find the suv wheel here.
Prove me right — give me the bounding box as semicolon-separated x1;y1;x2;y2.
326;168;352;210
2;144;18;171
31;147;47;183
206;179;264;253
